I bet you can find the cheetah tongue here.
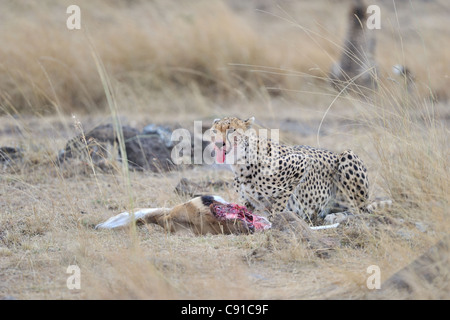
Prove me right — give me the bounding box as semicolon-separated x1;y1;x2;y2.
215;147;226;164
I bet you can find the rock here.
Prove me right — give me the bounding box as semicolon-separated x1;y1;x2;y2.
59;120;220;172
58;124;139;164
142;124;174;148
0;146;22;161
271;211;339;257
0;146;22;168
59;123;175;172
271;211;313;235
125;134;174;172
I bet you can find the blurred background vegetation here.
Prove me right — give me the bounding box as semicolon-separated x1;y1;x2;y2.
0;0;448;116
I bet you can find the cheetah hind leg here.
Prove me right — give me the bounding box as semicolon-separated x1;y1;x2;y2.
319;150;372;225
288;166;333;225
333;149;371;214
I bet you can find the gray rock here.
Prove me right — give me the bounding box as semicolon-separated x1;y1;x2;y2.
0;146;22;167
142;124;174;148
124;134;174;172
59;123;175;172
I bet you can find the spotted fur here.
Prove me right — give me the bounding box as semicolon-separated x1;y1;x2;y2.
211;117;375;225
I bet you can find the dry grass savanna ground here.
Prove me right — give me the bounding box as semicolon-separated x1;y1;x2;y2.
0;0;449;299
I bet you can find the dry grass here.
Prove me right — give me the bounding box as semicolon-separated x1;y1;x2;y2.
1;0;448;116
0;0;449;300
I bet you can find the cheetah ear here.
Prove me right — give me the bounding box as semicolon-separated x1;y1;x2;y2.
244;117;255;128
213;118;220;124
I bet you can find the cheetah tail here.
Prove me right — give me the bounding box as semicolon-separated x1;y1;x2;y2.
95;207;170;229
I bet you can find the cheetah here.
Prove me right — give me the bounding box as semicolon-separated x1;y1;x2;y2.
210;116;380;225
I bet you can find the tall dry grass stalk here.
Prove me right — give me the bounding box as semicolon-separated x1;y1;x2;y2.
369;86;448;229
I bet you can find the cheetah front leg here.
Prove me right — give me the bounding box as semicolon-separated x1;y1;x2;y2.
233;176;256;211
267;190;293;221
325;149;370;225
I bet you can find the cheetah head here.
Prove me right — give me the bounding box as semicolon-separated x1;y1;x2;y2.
210;116;255;164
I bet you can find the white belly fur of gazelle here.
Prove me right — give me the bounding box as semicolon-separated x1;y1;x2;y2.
95;195;228;230
95;195;338;233
95;208;168;229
